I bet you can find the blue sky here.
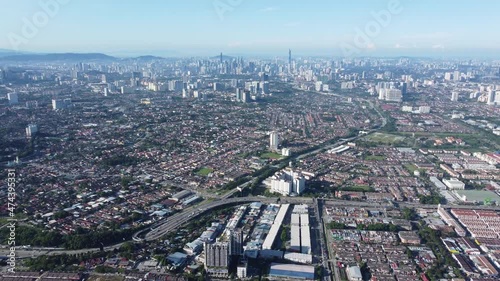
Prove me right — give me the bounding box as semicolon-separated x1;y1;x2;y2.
1;0;500;57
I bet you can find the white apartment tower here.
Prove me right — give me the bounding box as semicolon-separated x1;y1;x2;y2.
270;132;279;151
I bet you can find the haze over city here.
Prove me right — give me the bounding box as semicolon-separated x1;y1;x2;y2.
1;0;500;57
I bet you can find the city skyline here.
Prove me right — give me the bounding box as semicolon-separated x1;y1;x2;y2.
2;0;500;58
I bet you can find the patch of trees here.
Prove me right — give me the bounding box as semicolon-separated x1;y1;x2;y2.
25;251;106;271
401;207;418;221
102;155;138;167
418;193;446;204
418;226;464;280
0;225;141;250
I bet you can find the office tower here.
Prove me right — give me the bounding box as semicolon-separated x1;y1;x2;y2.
229;229;243;256
288;49;292;73
262;81;270;94
242;91;250;103
220;52;223;64
236;88;242;102
71;70;79;79
444;72;453;81
261;73;270;94
205;242;229;268
454;71;461;82
270;132;279;151
168;80;184;91
487;90;496;105
451;92;459;102
213;82;224;91
52;99;61;110
7;93;18;105
26;124;38;137
401;82;408;100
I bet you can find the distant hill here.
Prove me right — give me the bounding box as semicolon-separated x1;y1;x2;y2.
133;55;165;60
0;49;27;58
0;53;117;62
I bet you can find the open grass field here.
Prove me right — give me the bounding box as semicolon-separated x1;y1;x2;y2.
365;155;386;161
260;152;282;159
196;167;214;176
366;132;406;144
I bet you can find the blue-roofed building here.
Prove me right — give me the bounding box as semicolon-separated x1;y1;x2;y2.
250;202;262;209
166;252;188;268
184;239;204;255
269;263;315;280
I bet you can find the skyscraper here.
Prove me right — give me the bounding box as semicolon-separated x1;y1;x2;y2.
270;132;279;151
26;124;38;138
401;82;408;100
229;229;243;256
451;92;459;102
487;90;496;105
236;88;242;102
262;73;270;95
220;52;223;64
288;49;292;73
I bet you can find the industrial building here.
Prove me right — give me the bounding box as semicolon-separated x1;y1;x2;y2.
347;265;363;281
262;204;290;250
443;178;466;190
171;190;192;201
290;205;311;254
269;263;315;280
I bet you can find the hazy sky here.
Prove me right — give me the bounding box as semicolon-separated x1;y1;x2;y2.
1;0;500;57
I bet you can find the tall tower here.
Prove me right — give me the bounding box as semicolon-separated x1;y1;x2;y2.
270;132;279;151
487;90;496;105
204;241;229;268
288;49;292;74
220;52;223;64
229;229;243;256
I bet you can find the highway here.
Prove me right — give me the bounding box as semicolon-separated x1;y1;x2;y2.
2;196;498;259
143;196;313;241
0;243;124;259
